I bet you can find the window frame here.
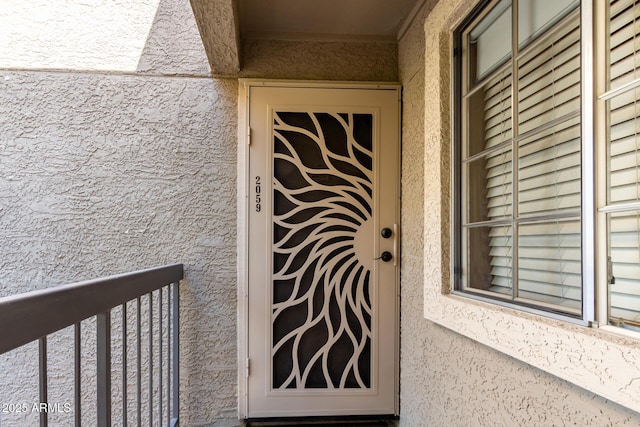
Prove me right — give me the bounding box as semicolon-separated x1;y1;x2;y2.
431;0;640;413
451;0;596;325
594;0;640;331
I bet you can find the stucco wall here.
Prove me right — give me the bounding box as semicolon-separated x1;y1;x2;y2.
7;0;637;425
0;1;400;426
240;39;398;81
0;0;239;426
397;0;640;426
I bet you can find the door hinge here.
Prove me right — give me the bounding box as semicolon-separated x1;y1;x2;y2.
247;127;252;146
246;358;250;377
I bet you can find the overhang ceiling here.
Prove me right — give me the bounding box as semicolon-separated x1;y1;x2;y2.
237;0;422;41
189;0;423;75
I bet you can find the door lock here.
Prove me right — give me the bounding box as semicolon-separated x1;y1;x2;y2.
381;227;393;238
379;251;393;262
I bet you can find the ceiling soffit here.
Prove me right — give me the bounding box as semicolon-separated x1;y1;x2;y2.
190;0;424;74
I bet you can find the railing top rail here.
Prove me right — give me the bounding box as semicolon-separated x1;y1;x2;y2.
0;263;183;355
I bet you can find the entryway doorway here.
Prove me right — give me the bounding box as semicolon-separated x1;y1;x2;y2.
239;81;400;420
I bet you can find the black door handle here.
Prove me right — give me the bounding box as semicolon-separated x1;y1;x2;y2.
379;251;392;262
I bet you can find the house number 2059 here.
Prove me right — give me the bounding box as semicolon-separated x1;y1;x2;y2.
255;176;262;212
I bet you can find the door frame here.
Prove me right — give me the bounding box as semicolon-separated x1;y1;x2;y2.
237;79;401;419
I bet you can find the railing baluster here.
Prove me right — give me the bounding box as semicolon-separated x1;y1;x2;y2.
136;297;141;427
148;292;153;427
167;284;171;427
39;336;48;427
122;303;128;426
74;323;81;427
97;312;111;427
159;287;163;425
171;282;180;427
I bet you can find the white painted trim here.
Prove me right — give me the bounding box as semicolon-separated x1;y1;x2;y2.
237;81;250;419
239;78;401;90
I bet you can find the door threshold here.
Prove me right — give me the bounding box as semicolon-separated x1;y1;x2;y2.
245;414;399;426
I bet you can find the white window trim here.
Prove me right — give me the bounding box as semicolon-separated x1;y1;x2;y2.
422;0;640;414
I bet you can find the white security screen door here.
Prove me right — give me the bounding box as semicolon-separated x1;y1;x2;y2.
245;83;399;419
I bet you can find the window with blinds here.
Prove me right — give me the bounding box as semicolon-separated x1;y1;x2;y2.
604;0;640;328
455;0;640;329
457;0;583;316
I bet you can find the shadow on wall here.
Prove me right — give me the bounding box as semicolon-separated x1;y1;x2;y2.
0;0;235;426
136;0;210;75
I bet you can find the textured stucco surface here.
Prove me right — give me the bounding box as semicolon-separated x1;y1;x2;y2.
136;0;211;75
0;0;399;425
0;0;239;425
190;0;241;75
240;39;398;82
0;71;240;427
4;0;639;425
0;0;209;75
398;0;640;426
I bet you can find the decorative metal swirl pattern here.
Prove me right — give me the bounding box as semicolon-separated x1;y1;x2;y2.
271;111;374;390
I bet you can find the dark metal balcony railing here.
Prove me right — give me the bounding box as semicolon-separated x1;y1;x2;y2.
0;264;183;427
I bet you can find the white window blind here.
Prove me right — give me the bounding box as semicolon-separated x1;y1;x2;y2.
608;0;640;90
606;0;640;326
609;212;640;324
517;118;581;217
457;0;640;328
461;3;582;314
515;10;582;310
608;87;640;204
488;226;514;294
517;16;581;135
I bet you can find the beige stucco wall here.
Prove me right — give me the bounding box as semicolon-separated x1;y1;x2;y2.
0;1;398;427
397;0;640;426
6;0;637;425
0;0;240;426
239;39;398;81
